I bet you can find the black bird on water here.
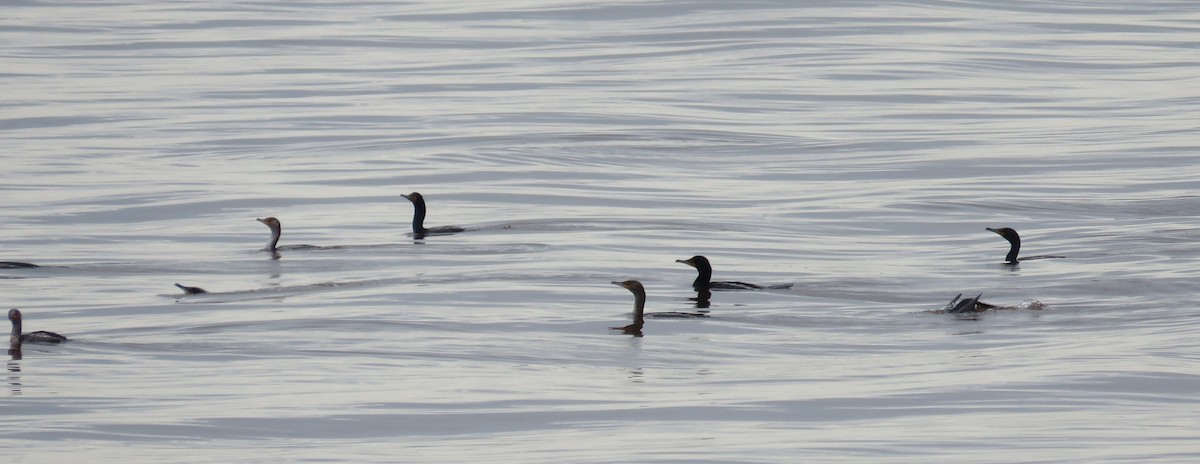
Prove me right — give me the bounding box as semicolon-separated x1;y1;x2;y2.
255;217;323;253
610;280;707;336
174;283;208;295
9;308;67;352
675;255;771;291
986;227;1064;264
941;293;998;314
402;192;465;238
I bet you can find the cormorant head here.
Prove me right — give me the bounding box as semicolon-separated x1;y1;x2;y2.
7;309;20;323
986;227;1019;243
256;217;281;228
675;255;709;269
402;192;424;204
611;280;643;291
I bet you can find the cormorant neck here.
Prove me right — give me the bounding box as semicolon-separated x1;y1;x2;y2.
1005;236;1020;263
692;264;713;290
630;287;646;328
266;224;281;252
411;199;428;234
9;318;20;351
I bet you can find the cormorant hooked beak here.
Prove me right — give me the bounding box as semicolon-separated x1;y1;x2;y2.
611;280;639;290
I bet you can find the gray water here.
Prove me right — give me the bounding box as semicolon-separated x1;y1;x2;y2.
3;1;1199;462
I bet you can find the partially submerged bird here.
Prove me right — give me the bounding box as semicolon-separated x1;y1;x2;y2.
938;293;1050;314
0;261;38;269
941;293;995;314
610;280;708;336
986;227;1064;264
402;192;465;238
8;308;68;351
256;217;323;253
690;289;713;309
174;283;207;295
675;255;770;291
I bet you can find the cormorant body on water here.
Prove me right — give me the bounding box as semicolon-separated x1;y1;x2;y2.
941;293;998;314
987;227;1064;264
174;283;208;295
402;192;465;238
676;255;771;290
8;308;67;351
610;280;707;336
256;217;323;253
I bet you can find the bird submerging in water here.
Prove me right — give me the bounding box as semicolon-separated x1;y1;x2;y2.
8;309;67;351
937;293;1047;313
256;217;323;253
610;280;708;336
1;261;38;269
174;283;207;295
940;293;998;314
675;255;778;291
986;227;1065;264
402;192;464;238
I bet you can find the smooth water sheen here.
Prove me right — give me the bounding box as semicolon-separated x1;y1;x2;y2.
3;1;1199;462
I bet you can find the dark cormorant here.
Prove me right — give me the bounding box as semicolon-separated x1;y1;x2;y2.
0;262;38;269
987;227;1022;264
402;192;465;238
610;280;707;336
941;293;999;313
986;227;1064;264
675;255;764;290
174;283;207;295
8;309;67;351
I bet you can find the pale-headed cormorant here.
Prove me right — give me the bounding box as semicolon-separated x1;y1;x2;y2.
8;309;67;351
610;280;707;336
256;217;323;253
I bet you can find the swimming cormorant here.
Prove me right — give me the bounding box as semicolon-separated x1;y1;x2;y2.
8;309;67;351
986;227;1064;264
0;261;38;269
610;280;708;336
941;293;999;313
256;217;322;253
257;217;284;252
402;192;465;238
675;255;764;290
174;283;207;295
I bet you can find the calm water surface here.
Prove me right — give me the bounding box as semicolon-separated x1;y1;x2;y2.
3;1;1199;462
